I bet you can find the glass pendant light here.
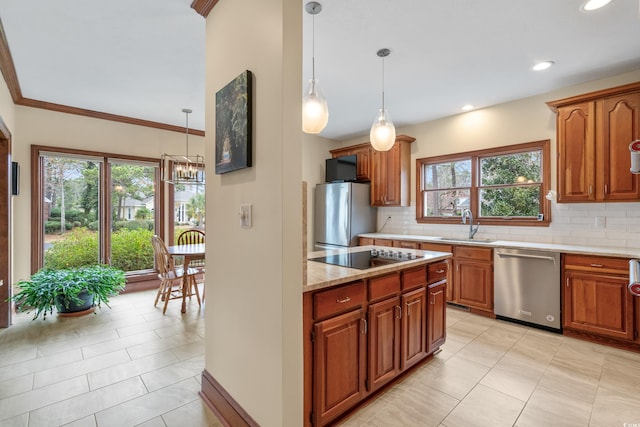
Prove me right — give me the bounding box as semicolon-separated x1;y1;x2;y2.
302;1;329;134
370;48;396;151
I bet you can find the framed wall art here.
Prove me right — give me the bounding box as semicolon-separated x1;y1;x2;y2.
215;70;253;174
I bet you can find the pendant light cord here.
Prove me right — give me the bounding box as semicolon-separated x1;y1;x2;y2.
311;12;316;80
381;54;385;110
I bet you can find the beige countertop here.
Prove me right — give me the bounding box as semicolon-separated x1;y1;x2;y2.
360;232;640;259
304;245;452;293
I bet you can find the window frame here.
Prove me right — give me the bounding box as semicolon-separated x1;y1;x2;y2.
30;145;166;280
416;140;551;227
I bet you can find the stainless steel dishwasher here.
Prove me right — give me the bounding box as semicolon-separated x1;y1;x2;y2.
494;248;561;332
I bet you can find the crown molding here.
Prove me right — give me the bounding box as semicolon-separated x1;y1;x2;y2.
0;18;22;103
0;19;204;136
191;0;219;18
17;97;205;136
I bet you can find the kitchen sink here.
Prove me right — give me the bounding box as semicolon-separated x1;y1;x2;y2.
436;237;496;244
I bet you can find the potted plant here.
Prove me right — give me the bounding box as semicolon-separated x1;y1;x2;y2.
11;265;126;320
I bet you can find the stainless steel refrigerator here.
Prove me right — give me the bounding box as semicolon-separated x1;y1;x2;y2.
314;182;377;250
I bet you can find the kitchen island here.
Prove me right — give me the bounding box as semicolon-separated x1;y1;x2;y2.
303;246;452;426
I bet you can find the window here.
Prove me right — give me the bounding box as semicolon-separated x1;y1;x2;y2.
417;140;550;226
31;146;164;278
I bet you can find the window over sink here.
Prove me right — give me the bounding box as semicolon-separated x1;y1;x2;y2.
416;140;551;226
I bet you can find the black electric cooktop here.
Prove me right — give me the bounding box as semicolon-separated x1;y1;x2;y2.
309;249;420;270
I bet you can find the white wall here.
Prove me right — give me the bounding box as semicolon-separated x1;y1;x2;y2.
12;105;205;282
325;70;640;249
0;78;15;133
204;0;302;425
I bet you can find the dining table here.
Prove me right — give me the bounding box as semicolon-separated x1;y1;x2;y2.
167;243;205;313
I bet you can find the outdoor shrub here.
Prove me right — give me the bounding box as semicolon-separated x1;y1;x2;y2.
111;228;154;271
44;227;154;272
44;221;73;233
44;228;99;268
87;220;100;231
49;208;83;222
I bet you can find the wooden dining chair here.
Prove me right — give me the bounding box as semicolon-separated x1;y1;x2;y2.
177;229;206;301
151;235;201;314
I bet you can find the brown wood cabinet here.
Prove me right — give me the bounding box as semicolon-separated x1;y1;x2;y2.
393;240;420;249
313;309;367;426
427;280;447;354
304;261;448;426
330;143;372;181
401;287;427;370
367;273;401;391
370;135;415;207
548;82;640;203
358;237;393;247
453;246;493;313
563;254;634;341
421;242;454;301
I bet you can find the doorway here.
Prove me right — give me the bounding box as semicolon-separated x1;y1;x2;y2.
0;117;12;328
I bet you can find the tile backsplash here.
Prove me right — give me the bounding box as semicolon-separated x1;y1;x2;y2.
376;202;640;249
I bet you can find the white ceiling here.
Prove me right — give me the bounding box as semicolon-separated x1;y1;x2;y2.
0;0;639;139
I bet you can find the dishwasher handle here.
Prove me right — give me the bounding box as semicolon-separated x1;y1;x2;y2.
497;252;557;264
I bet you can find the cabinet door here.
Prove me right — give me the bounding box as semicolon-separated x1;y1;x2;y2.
563;271;634;341
368;297;401;391
400;287;427;370
599;93;640;200
557;102;596;202
370;148;390;206
427;280;447;354
314;309;367;426
455;259;493;311
331;144;371;181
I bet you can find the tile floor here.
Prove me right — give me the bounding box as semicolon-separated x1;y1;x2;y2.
2;290;640;426
338;308;640;427
0;288;221;427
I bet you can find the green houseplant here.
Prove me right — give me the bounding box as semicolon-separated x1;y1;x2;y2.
11;265;126;320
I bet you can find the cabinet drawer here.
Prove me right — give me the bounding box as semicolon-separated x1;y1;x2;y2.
402;266;427;291
427;261;448;284
314;281;366;320
564;254;629;275
420;242;453;253
393;240;420;249
369;273;401;302
374;238;393;247
454;245;492;261
359;237;374;246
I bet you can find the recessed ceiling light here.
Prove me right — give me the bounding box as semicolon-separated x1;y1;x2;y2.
533;61;554;71
461;104;475;111
582;0;612;11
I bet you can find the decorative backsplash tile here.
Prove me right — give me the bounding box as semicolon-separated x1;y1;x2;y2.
377;202;640;249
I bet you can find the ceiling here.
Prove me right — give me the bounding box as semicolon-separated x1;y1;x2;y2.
0;0;639;140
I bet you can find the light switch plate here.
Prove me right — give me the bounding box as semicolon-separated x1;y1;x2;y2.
240;204;252;229
594;216;606;229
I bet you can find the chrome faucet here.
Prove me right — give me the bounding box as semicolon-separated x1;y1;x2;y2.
461;209;479;239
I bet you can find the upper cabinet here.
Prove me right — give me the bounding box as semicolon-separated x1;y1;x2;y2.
330;143;372;181
330;135;415;207
548;82;640;203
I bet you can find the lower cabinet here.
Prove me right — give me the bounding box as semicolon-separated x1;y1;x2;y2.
368;296;401;391
314;309;367;426
400;287;427;370
453;246;493;313
563;254;634;341
427;280;447;353
306;262;449;426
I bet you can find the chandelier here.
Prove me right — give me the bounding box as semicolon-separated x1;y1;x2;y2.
161;108;205;185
